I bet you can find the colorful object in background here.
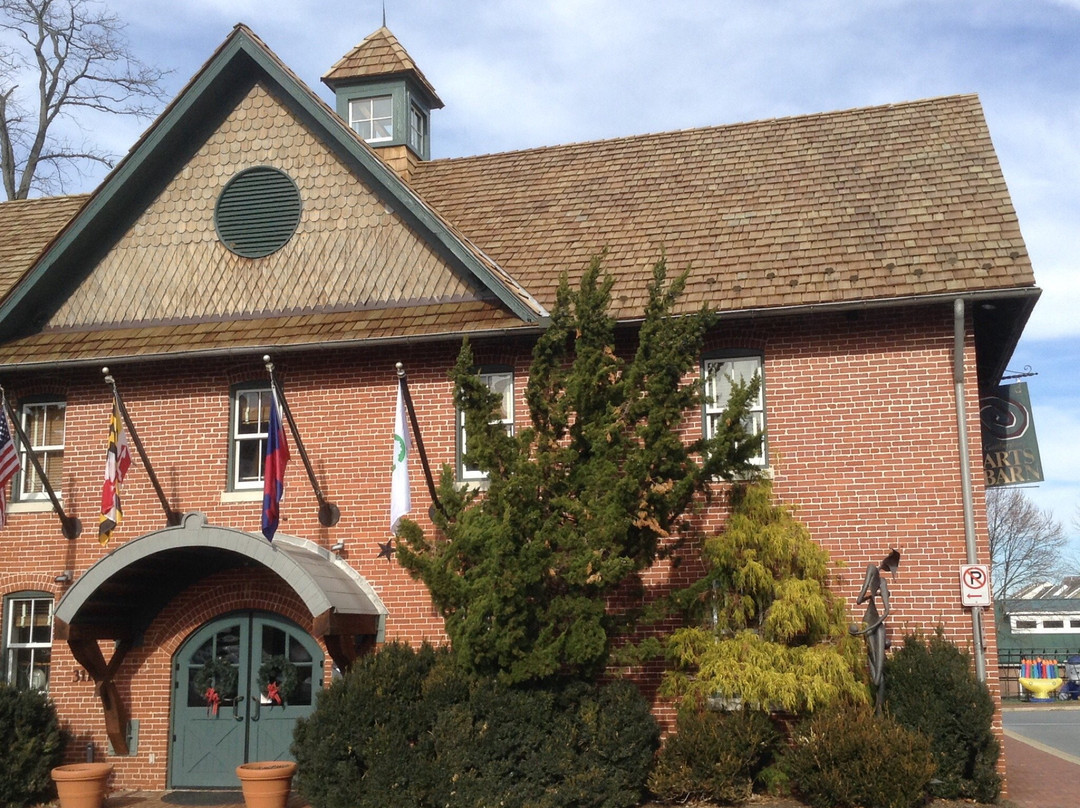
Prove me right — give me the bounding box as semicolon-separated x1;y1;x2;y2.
1021;657;1059;679
1018;657;1063;701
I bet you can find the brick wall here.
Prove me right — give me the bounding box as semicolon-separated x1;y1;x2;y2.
0;303;1001;789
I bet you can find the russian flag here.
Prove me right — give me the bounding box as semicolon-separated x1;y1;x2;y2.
261;392;290;540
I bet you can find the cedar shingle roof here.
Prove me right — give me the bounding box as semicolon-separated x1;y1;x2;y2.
322;26;442;108
411;94;1034;321
0;301;529;367
0;195;87;297
0;82;1036;369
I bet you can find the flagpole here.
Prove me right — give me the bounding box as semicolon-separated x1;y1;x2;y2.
0;389;81;539
396;363;445;517
103;369;181;527
263;356;340;527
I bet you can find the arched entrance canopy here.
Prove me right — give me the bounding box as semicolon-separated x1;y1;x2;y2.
56;512;384;644
54;512;386;755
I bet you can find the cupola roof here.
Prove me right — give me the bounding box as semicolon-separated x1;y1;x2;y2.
322;26;443;108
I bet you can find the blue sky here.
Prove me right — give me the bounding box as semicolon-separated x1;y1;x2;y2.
19;1;1080;550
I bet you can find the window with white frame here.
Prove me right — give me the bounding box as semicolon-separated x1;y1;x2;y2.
230;385;273;490
458;369;514;481
1010;613;1080;633
703;354;766;466
349;95;394;143
17;399;65;500
3;594;52;691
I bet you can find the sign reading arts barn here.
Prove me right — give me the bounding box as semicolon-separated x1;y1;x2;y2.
980;382;1044;487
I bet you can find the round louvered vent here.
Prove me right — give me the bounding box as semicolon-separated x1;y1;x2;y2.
215;166;302;258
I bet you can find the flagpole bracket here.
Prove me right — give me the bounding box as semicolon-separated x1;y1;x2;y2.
61;516;82;540
318;502;340;527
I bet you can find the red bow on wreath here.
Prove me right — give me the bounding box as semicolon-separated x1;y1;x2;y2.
266;681;282;706
204;687;220;716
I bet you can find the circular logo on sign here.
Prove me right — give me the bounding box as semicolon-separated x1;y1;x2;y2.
980;396;1028;440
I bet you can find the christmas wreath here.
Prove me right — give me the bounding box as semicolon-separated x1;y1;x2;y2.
192;656;238;715
257;655;299;706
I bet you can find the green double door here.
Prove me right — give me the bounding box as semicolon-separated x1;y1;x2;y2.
170;611;323;788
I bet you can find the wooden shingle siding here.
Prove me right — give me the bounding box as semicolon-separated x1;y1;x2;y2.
47;84;481;330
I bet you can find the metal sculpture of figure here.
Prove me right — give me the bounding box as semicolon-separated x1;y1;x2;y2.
849;548;901;714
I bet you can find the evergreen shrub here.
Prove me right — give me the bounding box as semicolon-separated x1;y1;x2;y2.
648;706;779;804
0;683;63;808
781;702;935;808
292;642;659;808
884;631;1001;802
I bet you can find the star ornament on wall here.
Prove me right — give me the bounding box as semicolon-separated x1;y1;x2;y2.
377;539;395;561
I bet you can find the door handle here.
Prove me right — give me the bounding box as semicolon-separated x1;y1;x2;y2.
233;695;245;721
251;696;260;722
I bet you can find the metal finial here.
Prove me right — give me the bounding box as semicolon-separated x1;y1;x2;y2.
102;366;115;386
395;362;405;378
382;0;386;27
263;355;275;377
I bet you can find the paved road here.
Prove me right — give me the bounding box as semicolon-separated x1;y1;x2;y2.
1003;704;1080;760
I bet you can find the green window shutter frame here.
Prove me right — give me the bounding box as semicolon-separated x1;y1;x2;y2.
215;167;302;258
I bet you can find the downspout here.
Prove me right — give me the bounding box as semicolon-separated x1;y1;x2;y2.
953;297;987;681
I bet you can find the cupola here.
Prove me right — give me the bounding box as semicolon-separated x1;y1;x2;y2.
322;27;443;180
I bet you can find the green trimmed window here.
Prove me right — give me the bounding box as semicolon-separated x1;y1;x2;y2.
458;369;514;481
3;593;52;691
349;95;394;143
703;354;766;466
408;102;427;154
17;398;64;501
230;385;273;490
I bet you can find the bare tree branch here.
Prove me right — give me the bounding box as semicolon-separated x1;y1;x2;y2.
986;486;1067;599
0;0;168;199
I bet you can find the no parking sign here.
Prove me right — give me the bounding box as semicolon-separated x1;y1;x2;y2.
959;564;992;606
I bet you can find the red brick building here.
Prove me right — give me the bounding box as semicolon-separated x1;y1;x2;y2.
0;25;1038;789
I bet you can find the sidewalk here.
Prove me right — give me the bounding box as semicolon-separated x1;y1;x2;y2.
1003;731;1080;808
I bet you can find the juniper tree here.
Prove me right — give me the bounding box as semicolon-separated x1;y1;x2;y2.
397;256;761;684
663;480;865;713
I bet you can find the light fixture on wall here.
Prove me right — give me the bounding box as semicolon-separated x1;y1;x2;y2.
54;570;72;584
330;541;346;554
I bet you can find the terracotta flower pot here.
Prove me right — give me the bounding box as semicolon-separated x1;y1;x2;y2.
51;762;114;808
236;761;297;808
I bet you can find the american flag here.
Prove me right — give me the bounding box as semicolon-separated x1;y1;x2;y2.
0;407;21;527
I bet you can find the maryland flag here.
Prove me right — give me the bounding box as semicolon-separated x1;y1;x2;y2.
99;399;132;545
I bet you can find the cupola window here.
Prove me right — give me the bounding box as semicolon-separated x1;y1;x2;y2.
349;95;394;143
408;102;427;154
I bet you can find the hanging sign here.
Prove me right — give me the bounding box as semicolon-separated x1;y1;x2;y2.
980;382;1044;487
959;564;992;607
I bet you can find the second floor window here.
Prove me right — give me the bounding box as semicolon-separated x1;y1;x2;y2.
349;95;393;143
18;399;65;500
703;355;766;466
3;594;52;692
459;370;514;481
231;386;272;490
